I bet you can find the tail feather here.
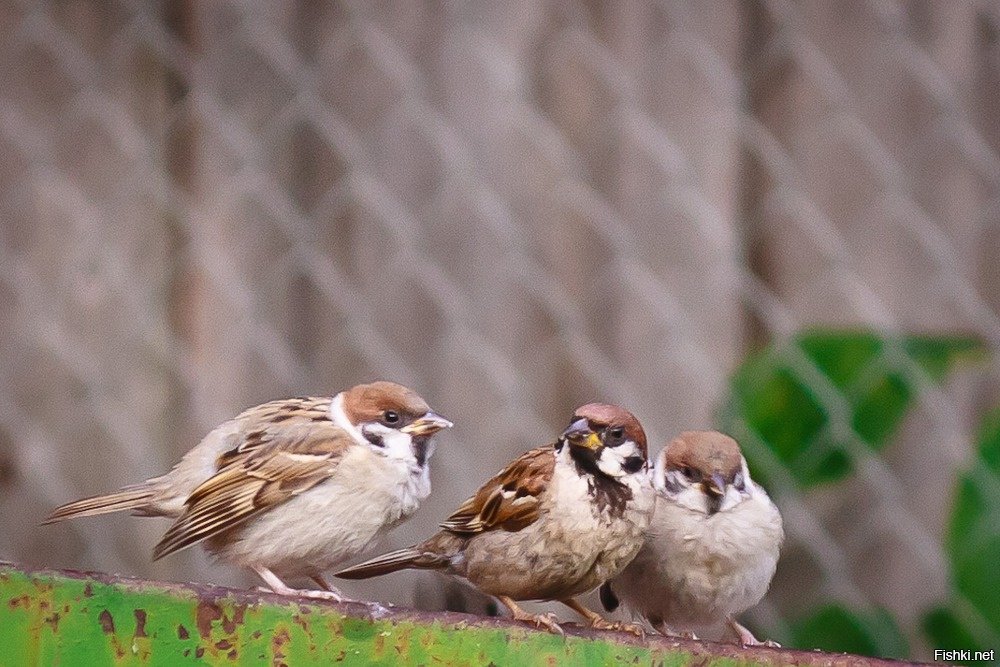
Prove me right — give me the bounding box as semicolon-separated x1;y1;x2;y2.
335;547;446;580
42;485;154;525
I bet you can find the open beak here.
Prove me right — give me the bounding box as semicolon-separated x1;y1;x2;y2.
561;418;602;451
704;472;727;498
402;411;453;436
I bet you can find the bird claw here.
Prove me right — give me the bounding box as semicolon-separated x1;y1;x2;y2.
295;588;345;602
728;618;777;647
589;617;645;637
618;621;646;638
514;611;564;636
258;585;344;602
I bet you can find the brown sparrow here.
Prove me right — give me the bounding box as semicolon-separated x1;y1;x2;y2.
336;403;655;635
600;431;783;645
44;381;452;601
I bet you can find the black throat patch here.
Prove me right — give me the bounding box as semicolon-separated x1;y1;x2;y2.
568;445;633;519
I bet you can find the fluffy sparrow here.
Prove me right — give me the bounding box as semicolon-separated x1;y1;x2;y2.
336;403;655;635
45;381;452;600
600;431;783;645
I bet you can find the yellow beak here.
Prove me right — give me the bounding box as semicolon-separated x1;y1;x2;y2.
561;418;602;450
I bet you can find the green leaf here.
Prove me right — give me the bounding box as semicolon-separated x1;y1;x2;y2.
790;604;908;659
925;408;1000;655
903;336;988;382
719;330;985;488
923;606;983;659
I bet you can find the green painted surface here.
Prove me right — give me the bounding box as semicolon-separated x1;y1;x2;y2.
0;564;900;666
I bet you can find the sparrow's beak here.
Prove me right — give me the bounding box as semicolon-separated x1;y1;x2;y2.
562;418;602;450
704;472;727;498
402;411;453;436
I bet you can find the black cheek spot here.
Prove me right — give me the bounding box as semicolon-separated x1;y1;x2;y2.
623;456;644;473
364;432;385;448
662;473;681;494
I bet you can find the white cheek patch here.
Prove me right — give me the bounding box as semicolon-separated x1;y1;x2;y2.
596;440;642;478
364;423;417;463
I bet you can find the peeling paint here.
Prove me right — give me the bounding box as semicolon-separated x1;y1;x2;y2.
98;609;115;634
0;562;922;666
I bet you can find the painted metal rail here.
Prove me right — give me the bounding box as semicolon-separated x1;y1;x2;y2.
0;563;923;665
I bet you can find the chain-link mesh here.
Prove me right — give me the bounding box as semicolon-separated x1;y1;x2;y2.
2;0;999;659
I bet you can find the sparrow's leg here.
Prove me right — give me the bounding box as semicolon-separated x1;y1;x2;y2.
559;597;645;637
497;595;564;636
727;617;780;647
253;566;343;602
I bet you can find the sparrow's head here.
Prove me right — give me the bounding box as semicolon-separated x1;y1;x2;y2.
655;431;750;515
557;403;648;479
341;381;452;466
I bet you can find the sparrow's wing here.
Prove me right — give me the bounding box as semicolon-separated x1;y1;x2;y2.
215;397;334;468
153;413;352;560
440;446;556;535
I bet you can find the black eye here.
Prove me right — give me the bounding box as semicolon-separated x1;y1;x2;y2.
606;426;625;444
682;466;698;480
383;410;400;425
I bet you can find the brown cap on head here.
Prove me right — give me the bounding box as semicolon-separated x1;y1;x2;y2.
343;381;432;425
660;430;742;483
570;403;648;457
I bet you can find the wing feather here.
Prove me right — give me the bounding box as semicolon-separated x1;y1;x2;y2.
154;406;352;560
439;446;555;535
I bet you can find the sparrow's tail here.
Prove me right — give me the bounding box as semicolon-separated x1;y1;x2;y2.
42;485;154;525
335;547;449;580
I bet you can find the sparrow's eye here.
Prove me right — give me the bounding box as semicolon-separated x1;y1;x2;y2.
606;426;625;445
382;410;400;425
682;466;700;481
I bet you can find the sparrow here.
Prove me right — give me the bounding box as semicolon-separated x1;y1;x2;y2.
336;403;655;635
599;430;783;646
44;381;452;601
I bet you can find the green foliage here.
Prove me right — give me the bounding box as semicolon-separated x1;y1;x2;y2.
924;409;1000;659
717;329;988;661
789;605;908;659
922;606;985;663
719;330;985;488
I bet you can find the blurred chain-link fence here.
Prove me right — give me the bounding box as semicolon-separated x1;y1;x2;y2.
2;0;999;660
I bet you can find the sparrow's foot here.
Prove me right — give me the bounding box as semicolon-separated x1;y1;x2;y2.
559;597;643;636
728;617;778;647
499;596;565;636
652;620;695;640
599;619;645;638
252;566;344;602
310;574;353;602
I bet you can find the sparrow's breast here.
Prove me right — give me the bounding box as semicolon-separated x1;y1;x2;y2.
614;487;782;627
463;463;653;601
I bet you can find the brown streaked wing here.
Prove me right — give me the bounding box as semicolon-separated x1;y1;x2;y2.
440;446;555;535
153;419;352;560
216;397;334;469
